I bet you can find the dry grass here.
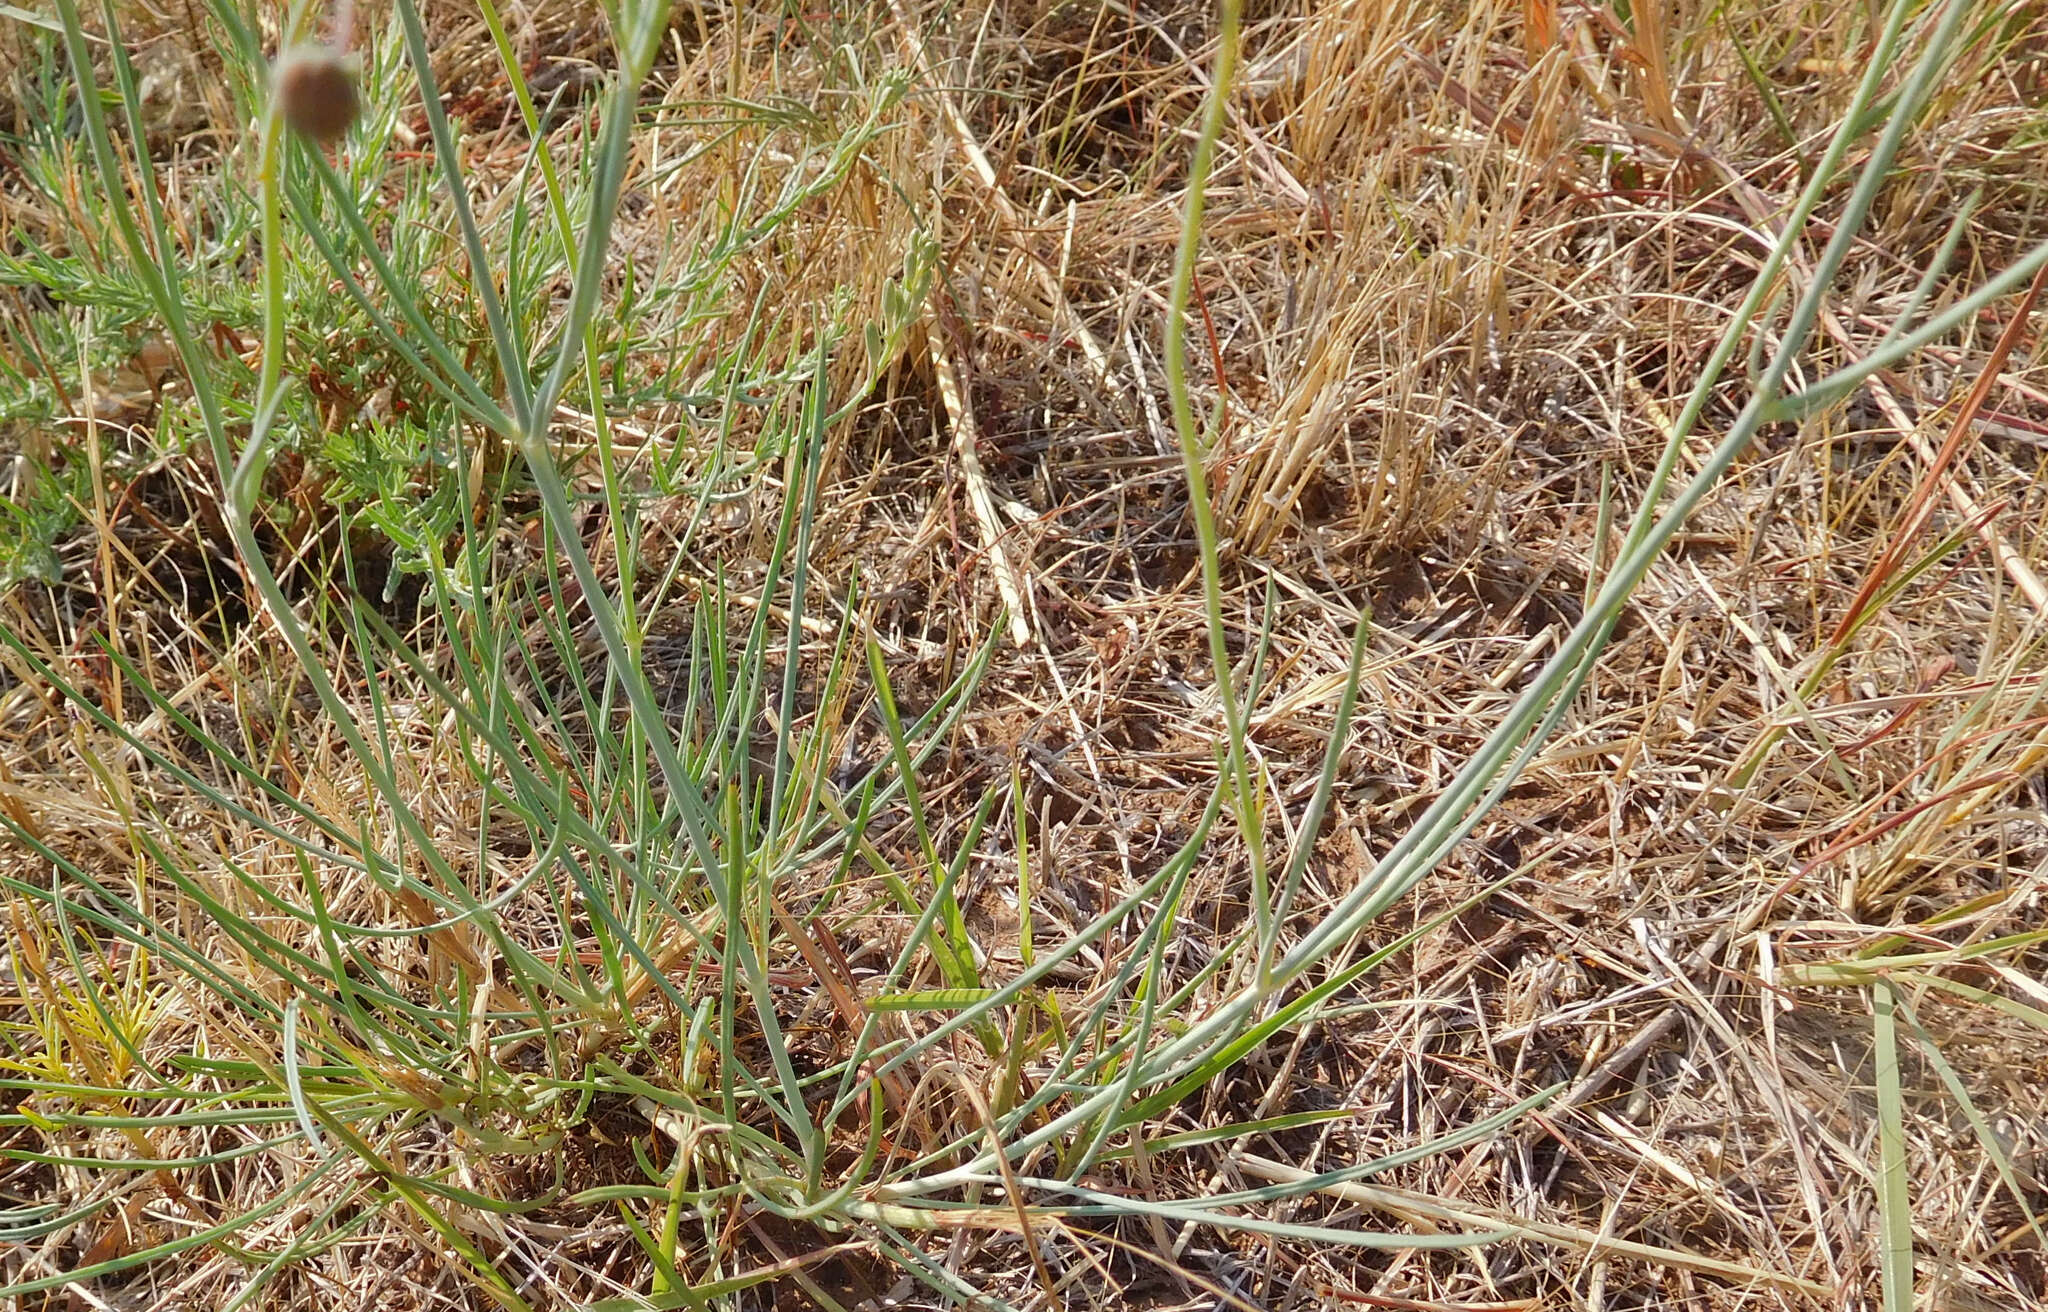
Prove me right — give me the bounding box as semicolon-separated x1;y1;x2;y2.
5;1;2048;1308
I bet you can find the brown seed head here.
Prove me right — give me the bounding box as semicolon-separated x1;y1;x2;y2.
274;45;359;144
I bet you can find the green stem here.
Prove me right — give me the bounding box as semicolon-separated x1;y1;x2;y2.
1163;0;1261;985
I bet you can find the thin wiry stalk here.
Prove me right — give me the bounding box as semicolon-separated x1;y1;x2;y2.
1161;0;1269;986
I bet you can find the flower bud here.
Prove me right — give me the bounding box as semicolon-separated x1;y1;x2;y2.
274;44;359;144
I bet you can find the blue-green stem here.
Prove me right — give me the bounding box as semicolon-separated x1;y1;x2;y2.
1163;0;1265;985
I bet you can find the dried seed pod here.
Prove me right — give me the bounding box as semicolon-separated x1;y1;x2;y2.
273;44;359;144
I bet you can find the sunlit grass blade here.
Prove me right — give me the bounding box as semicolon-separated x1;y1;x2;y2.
1872;981;1916;1312
389;0;533;433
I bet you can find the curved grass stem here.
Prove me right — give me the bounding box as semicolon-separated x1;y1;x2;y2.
1162;0;1263;988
